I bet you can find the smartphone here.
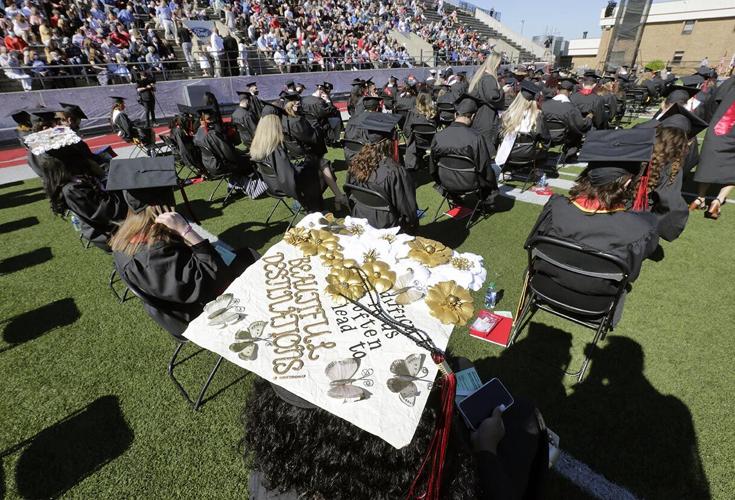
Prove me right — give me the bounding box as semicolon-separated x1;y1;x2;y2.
457;378;514;431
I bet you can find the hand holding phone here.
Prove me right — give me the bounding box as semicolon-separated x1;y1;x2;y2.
471;407;506;454
457;378;514;431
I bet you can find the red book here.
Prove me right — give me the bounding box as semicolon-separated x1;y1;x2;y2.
468;310;513;347
445;206;474;219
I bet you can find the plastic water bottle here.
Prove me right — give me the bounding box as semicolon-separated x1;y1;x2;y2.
292;200;302;211
537;173;548;188
484;282;498;309
70;214;81;232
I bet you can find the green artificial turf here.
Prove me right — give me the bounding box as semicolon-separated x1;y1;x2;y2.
1;150;733;499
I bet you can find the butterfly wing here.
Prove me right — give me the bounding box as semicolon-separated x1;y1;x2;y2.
395;287;425;305
234;329;254;341
248;320;267;339
237;343;258;361
398;382;419;407
327;384;371;401
229;340;251;353
325;358;361;382
387;376;415;394
404;353;426;377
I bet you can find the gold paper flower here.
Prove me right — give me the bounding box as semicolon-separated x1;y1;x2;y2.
361;260;397;293
319;213;346;231
407;237;453;267
320;250;345;268
339;223;366;236
284;227;311;246
380;233;397;243
451;256;472;271
325;267;367;305
299;229;342;256
425;281;475;325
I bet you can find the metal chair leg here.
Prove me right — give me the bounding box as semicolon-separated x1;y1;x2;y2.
509;296;537;346
286;206;303;231
168;341;225;411
431;195;449;223
265;199;288;224
465;197;483;229
168;341;191;404
208;178;225;202
193;356;224;411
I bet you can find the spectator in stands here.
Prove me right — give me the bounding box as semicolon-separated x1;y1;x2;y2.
209;26;223;77
176;21;194;69
156;0;175;41
0;47;32;90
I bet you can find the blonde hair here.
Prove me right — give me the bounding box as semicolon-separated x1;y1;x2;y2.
415;93;436;120
469;53;502;93
284;100;299;117
110;206;176;256
250;114;284;160
501;93;540;137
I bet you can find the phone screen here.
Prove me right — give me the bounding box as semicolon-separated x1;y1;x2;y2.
457;378;514;431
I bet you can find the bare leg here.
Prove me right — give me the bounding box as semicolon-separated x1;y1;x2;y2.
689;182;709;211
705;185;733;220
320;164;347;209
717;185;734;202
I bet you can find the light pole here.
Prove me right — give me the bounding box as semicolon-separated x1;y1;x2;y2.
521;19;525;35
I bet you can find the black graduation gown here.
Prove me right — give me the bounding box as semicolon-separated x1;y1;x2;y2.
113;111;135;141
27;151;44;178
260;145;324;212
113;239;232;337
402;110;436;171
250;94;264;120
570;92;606;130
281;114;327;157
600;93;617;126
505;114;551;164
343;112;371;162
230;106;258;146
63;176;127;250
346;157;418;230
683;136;700;174
437;89;459;123
694;78;735;184
541;98;592;146
301;95;341;144
172;127;203;170
393;94;417;126
526;194;659;297
649;162;689;242
470;74;504;145
193;126;249;177
430;122;497;199
643;80;659;101
381;85;398;111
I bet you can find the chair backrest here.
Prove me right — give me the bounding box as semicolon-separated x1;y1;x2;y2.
253;159;288;198
344;182;394;214
544;118;567;146
435;154;479;195
412;123;437;149
506;133;546;167
527;235;631;314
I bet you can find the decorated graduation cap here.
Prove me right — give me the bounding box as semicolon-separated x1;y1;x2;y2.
578;128;656;186
106;156;178;213
356;112;402;143
58;102;87;120
454;93;482;115
519;80;540;100
23;126;82;155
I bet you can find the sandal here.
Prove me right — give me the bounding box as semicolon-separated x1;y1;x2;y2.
688;197;706;211
705;197;725;220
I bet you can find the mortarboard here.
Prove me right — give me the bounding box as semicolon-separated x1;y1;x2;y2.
109;96;127;103
176;103;198;114
279;90;301;101
318;81;333;91
681;75;704;87
356;112;402;143
10;109;31;125
389;75;398;82
655;103;708;138
617;75;630;83
235;90;252;98
362;95;382;110
58;102;87;120
578;128;656;186
351;78;365;87
246;81;258;87
106;156;178;213
558;77;577;90
285;80;296;88
519;80;540;100
663;84;700;105
454;93;482;115
29;109;60;124
262;101;286;117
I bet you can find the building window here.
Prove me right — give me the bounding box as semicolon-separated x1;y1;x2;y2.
672;51;685;65
682;20;695;34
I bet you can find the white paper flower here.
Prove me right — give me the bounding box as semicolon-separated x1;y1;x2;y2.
427;252;486;291
24;126;82;155
297;212;329;229
341;236;397;265
388;265;431;304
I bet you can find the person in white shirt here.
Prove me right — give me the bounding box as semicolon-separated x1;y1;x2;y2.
209;28;224;77
273;48;286;73
700;56;710;68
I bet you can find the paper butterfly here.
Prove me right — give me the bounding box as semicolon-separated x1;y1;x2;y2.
387;353;430;407
228;321;268;361
204;293;247;327
325;358;374;402
391;269;428;305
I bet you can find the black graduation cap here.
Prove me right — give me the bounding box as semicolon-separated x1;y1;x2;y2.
246;81;258;87
351;78;365;87
285;80;296;88
657;103;708;138
279;90;301;101
29;109;59;124
681;75;704;87
58;102;87;120
106;156;178;213
454;93;482;115
356;112;402;143
520;80;540;100
388;75;398;82
176;103;198;114
583;70;601;80
578;128;656;186
10;109;31;125
318;81;333;91
364;77;374;86
663;84;700;104
235;90;252;98
109;96;127;103
558;77;577;90
617;75;630;83
262;101;286;117
362;95;382;110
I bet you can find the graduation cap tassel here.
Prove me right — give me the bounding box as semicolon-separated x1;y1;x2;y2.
407;355;456;500
632;157;652;211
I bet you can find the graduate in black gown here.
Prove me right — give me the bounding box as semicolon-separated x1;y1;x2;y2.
343;97;382;163
541;77;592;155
393;78;419;126
193;108;251;179
33;126;127;251
108;158;252;338
230;92;258;147
301;82;342;147
348;78;367;117
650;84;704;173
689;75;735;219
468;54;505;146
57;102;86;132
24;109;59;179
245;81;264;119
636;104;708;241
436;84;458;124
110;96;136;142
495;81;550;171
430;94;498;204
570;75;606;130
526;129;660;324
169;113;204;172
346;113;418;231
136;71;156;127
249;104;324;212
402;92;437;171
380;75;399;112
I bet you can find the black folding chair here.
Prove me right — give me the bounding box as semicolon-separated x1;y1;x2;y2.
544;118;569;170
510;236;631;382
343;138;365;164
431;154;490;229
437;102;456;128
195;143;240;205
115;267;224;410
253;160;303;230
501;134;549;192
343;183;397;229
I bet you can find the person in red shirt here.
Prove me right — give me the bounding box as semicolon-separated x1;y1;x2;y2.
110;24;130;49
4;32;28;52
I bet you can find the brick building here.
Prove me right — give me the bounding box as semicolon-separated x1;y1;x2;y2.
562;0;735;74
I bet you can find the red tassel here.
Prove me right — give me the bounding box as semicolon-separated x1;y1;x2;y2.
393;138;399;162
407;356;456;500
633;162;651;211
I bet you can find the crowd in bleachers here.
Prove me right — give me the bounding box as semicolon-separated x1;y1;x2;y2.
0;0;499;90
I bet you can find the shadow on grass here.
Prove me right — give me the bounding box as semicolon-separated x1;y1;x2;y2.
183;198;225;223
0;188;46;211
7;395;133;499
219;220;290;252
0;216;40;234
0;247;52;275
1;298;80;352
476;324;711;499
